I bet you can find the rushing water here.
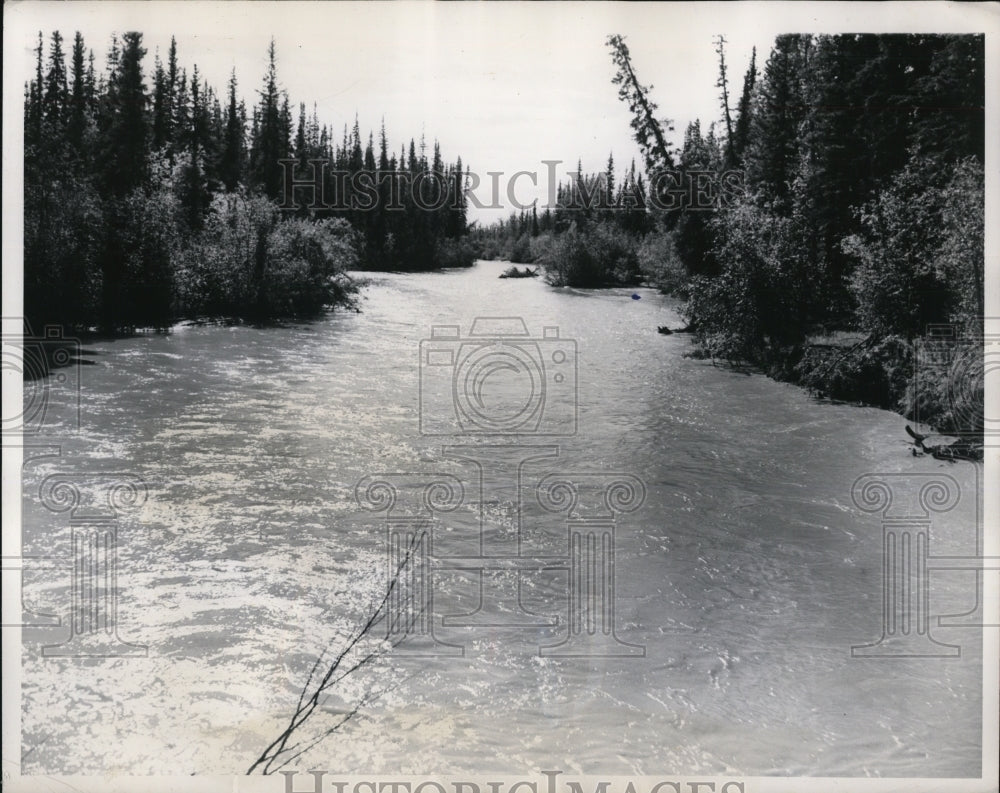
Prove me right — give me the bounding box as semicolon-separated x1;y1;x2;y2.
20;260;983;777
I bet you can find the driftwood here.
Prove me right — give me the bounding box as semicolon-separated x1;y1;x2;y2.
657;323;695;335
905;425;983;463
499;266;539;279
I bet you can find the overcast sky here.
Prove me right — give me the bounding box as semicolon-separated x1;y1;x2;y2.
5;2;994;223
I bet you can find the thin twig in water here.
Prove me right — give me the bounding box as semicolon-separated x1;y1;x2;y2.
247;530;426;775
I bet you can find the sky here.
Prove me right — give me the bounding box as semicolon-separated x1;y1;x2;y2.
5;2;996;223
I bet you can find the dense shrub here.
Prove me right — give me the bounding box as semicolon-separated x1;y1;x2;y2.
843;164;948;340
638;230;686;295
174;193;359;319
540;222;641;288
114;187;182;329
173;194;273;317
529;231;555;263
433;236;478;269
509;234;534;264
930;158;984;332
470;236;505;261
843;157;983;340
795;336;913;409
685;202;812;363
794;331;982;437
901;337;984;435
263;217;360;315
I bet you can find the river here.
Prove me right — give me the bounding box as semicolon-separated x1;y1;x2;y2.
19;260;983;777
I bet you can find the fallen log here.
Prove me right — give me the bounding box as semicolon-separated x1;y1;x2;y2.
905;425;983;462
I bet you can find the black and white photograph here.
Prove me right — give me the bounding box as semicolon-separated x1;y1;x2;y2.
2;2;997;792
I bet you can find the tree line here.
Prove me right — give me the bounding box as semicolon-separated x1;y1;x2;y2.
24;31;473;333
677;34;982;437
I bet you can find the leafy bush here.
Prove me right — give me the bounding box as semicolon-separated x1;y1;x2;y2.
842;157;983;340
638;229;687;295
685;202;812;363
433;236;477;269
540;222;641;287
174;193;359;319
795;331;982;436
843;163;949;340
932;158;984;332
529;231;555;263
470;236;505;261
115;187;183;329
263;217;359;315
173;193;275;317
509;234;534;264
795;335;913;409
539;224;601;287
901;337;984;435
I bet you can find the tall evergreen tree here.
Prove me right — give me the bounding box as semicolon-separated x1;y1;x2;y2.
607;34;675;173
743;34;811;213
250;38;288;199
101;31;148;196
730;47;756;166
67;32;90;157
43;31;69;130
603;151;616;215
714;34;735;166
220;69;245;191
26;32;45;155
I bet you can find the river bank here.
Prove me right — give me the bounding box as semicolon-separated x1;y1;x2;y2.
486;253;983;462
740;332;982;461
683;332;984;461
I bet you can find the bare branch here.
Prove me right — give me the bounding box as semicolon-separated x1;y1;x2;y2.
247;530;426;775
